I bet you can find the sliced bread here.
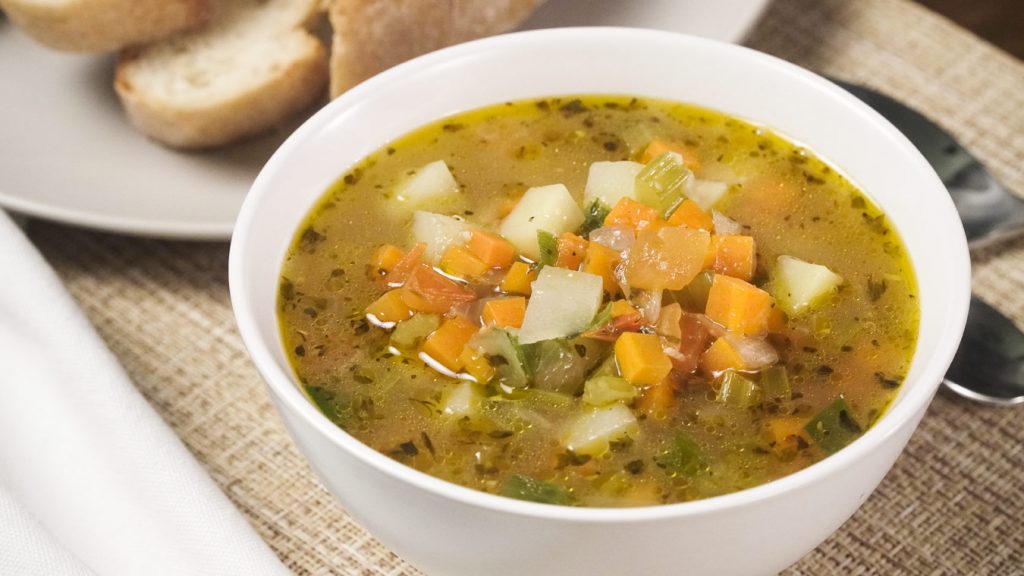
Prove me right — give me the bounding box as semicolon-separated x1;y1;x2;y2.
114;0;328;149
326;0;545;98
0;0;211;52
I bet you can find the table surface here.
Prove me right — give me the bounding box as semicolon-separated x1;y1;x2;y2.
25;0;1024;574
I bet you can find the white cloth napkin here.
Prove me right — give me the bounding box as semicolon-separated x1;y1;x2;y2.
0;211;291;576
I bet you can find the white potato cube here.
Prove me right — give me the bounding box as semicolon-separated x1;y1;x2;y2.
395;160;460;205
583;161;643;208
773;255;844;315
443;381;482;419
564;403;639;457
498;184;584;260
518;267;603;344
412;211;473;263
687;179;729;211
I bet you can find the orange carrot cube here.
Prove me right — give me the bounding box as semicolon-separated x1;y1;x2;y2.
440;245;489;281
482;297;527;329
700;337;746;375
365;289;414;324
615;332;673;386
556;232;589;270
500;261;536;295
468;230;517;269
458;348;494;383
666;199;713;230
636;378;676;420
420;316;479;372
610;299;636;318
704;274;771;336
604;197;663;232
371;244;405;275
583;242;621;296
713;235;756;281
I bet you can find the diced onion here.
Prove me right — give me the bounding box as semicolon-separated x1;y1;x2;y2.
588;226;635;254
712;211;742;235
726;335;778;370
632;289;662;324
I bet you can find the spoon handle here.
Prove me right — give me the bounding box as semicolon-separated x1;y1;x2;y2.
948;162;1024;249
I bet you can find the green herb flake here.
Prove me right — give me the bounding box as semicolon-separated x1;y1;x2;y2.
655;431;704;477
501;474;574;506
537;230;558;267
579;199;611;236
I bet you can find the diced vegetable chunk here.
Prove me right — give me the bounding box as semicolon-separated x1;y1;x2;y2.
641;140;701;170
564;403;640;457
396;160;459;204
443;381;483;419
400;264;476;313
440;245;489;280
498;184;585;260
687;179;729;210
482;297;527;329
583;241;621;296
666;199;713;230
468;230;516;269
772;255;844;315
458;348;494;383
700;337;746;375
610;299;636;317
704;274;772;336
713;235;756;281
615;332;672;386
603;197;662;232
804;397;863;454
518;267;604;344
636;378;675;419
582;375;637;406
760;366;792;402
412;211;474;262
502;474;573;505
556;232;588;269
365;289;414;324
420;316;479;372
468;328;529;389
626;226;711;291
583;161;643;207
635;152;693;217
715;370;762;409
500;261;536;295
390;313;441;353
370;244;405;275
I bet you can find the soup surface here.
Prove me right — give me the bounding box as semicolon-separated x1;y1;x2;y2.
278;95;919;507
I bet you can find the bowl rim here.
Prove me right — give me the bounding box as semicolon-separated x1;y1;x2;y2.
229;26;971;522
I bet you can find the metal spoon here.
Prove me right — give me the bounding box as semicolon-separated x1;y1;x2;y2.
834;79;1024;406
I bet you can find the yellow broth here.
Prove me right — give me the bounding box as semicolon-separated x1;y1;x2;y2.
278;96;919;507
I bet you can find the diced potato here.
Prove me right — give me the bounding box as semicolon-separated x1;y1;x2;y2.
583;161;643;208
396;160;459;205
687;179;729;211
498;184;585;260
518;267;603;344
772;255;843;315
443;381;483;419
564;403;640;457
412;211;474;262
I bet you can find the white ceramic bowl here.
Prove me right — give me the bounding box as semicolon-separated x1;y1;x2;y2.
230;28;970;576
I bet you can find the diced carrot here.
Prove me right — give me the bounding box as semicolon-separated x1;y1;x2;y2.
482;297;527;329
500;261;536;295
458;348;494;384
584;242;621;297
604;197;663;232
365;289;414;324
768;417;809;456
702;235;719;269
400;263;476;314
385;242;426;286
666;199;713;230
556;232;589;270
421;316;479;372
370;244;405;276
704;274;772;336
636;378;676;420
615;332;673;386
440;245;489;281
713;235;756;281
700;337;746;375
641;139;701;171
767;306;788;333
610;299;636;318
468;230;516;269
626;225;711;290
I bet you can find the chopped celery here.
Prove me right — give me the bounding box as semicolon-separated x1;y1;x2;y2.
673;270;715;312
655;431;704;477
635;151;692;217
501;474;573;506
582;375;636;406
389;313;441;353
804;397;863;454
579;199;612;236
468;328;529;389
525;339;587;394
716;370;762;409
760;365;792;402
537;229;557;267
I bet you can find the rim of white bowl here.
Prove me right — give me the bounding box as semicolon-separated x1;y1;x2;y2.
230;27;971;523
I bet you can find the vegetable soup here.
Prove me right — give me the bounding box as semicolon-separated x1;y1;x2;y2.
278;95;919;507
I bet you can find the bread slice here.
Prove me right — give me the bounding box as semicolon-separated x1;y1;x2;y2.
114;0;328;149
326;0;545;98
0;0;211;52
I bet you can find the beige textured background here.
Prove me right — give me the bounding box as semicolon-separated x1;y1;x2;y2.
23;0;1024;573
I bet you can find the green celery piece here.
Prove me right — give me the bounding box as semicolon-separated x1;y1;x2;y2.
501;474;573;505
579;199;611;236
537;230;558;267
804;397;863;454
582;375;636;406
673;270;715;313
716;370;762;409
760;366;792;402
389;313;441;353
655;431;704;477
635;151;692;217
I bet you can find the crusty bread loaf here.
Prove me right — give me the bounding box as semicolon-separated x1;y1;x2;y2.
114;0;329;149
326;0;545;98
0;0;211;53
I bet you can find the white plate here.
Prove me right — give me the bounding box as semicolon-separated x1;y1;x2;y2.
0;0;769;240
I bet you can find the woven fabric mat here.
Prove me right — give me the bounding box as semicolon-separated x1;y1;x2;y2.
24;0;1024;574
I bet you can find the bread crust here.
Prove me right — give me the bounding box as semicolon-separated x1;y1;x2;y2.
0;0;211;53
327;0;544;98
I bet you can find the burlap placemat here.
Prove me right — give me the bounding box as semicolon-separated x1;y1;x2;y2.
23;0;1024;573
